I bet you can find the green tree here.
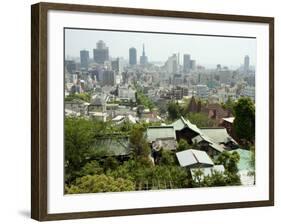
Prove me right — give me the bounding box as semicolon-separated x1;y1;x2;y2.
65;93;91;102
185;112;216;128
136;90;154;110
129;127;151;163
64;117;96;183
191;169;241;187
64;117;116;183
167;101;183;120
222;96;235;114
215;151;240;174
177;139;189;151
158;150;176;166
103;156;119;171
233;97;255;142
65;174;135;194
79;160;104;177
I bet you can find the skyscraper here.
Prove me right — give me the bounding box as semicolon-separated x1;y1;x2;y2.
183;54;191;72
190;60;196;70
140;44;148;65
80;50;89;69
166;54;178;74
129;47;137;65
103;70;115;86
244;55;250;74
111;57;124;74
93;40;109;64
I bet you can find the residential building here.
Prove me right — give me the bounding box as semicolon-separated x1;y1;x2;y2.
196;84;208;99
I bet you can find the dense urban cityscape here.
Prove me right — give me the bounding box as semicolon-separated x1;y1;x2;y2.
64;35;256;194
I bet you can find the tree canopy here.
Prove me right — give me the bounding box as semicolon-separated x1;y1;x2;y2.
233;97;255;142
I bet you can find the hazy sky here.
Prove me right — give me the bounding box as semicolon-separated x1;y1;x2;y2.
65;28;256;68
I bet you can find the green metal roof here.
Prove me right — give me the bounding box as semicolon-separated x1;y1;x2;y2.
201;128;237;144
171;116;202;135
93;137;130;156
146;126;176;143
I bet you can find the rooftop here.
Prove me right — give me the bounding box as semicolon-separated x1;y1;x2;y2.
147;126;176;143
93;137;130;156
171;116;202;134
200;128;237;145
222;117;235;123
176;149;214;168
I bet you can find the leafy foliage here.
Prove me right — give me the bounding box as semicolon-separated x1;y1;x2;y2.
129;126;151;164
65;93;91;103
66;174;135;194
136;90;155;110
167;101;183;120
233;97;255;142
185;112;216;128
177;139;191;152
215;151;240;174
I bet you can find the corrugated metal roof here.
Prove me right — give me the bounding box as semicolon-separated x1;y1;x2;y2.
146;126;176;143
192;134;225;153
171;116;202;135
176;149;214;167
201;128;237;145
93;137;130;156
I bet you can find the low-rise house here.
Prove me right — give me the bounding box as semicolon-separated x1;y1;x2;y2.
186;96;232;123
171;116;202;144
176;149;214;168
200;127;238;149
92;136;131;161
147;126;176;143
88;95;106;114
220;117;235;137
191;134;224;157
65;99;89;116
151;138;178;152
111;114;138;125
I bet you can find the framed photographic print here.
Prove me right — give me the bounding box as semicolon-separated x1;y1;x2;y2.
31;2;274;221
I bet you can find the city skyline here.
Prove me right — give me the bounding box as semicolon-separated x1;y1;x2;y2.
65;28;256;69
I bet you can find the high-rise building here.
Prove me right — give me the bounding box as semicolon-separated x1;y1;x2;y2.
93;40;109;64
65;60;76;74
103;70;115;86
166;54;178;74
111;57;124;74
244;55;250;74
190;60;196;70
129;47;137;65
183;54;191;72
140;44;148;65
80;50;89;70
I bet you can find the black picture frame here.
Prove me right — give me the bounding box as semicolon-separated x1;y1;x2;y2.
31;2;274;221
